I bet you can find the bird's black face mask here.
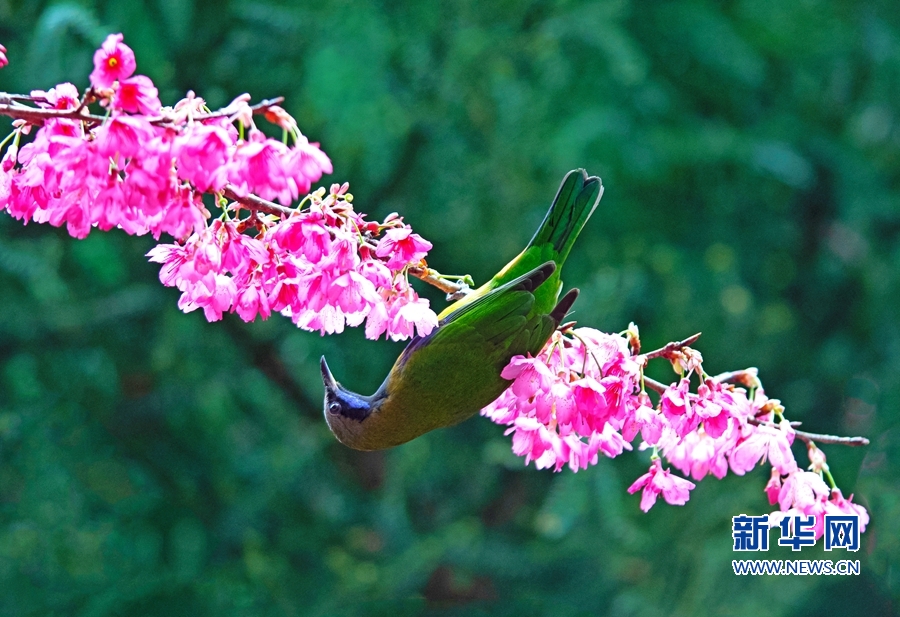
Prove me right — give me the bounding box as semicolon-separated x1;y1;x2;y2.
320;357;373;422
325;390;372;422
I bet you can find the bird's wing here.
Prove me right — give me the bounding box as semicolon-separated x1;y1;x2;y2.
398;262;558;370
382;263;579;434
438;262;554;329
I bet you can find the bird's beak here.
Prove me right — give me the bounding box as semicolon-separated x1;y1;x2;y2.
320;356;338;391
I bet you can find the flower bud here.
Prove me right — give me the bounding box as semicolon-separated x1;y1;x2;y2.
807;443;828;472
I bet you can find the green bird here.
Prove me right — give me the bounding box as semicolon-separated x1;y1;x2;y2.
320;169;603;450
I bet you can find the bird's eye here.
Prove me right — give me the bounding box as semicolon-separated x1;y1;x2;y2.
328;402;341;414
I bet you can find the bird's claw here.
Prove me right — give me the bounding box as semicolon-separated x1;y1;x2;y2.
446;286;472;301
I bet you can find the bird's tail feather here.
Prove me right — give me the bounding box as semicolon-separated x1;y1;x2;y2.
549;288;579;324
526;169;603;264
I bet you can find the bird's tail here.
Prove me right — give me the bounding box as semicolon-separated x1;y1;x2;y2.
526;169;603;265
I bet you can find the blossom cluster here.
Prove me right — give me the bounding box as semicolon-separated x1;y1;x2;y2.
1;34;330;239
0;35;439;339
483;326;869;530
482;328;641;472
147;184;438;337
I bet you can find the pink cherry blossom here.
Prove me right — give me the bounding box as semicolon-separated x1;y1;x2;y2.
0;35;440;339
592;422;632;458
388;294;439;340
284;135;334;195
357;258;392;290
192;273;238;322
363;296;392;340
96;115;155;158
729;421;797;475
565;433;601;471
662;428;730;481
220;223;269;276
694;379;745;438
627;459;696;512
544;380;577;426
777;470;830;513
621;391;664;445
507;416;563;470
235;279;271;322
228;136;292;205
806;444;828;473
659;379;699;437
271;213;332;262
824;489;869;532
375;227;433;269
144;195;438;339
504;355;554;407
175;124;232;193
570;375;612;431
328;269;380;315
90;33;137;88
291;305;349;335
770;484;869;542
113;75;161;114
32;82;81;111
0;43;7;68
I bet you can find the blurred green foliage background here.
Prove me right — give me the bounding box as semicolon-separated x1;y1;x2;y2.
1;0;899;615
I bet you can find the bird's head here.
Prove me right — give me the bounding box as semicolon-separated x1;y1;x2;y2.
320;356;374;422
320;356;394;450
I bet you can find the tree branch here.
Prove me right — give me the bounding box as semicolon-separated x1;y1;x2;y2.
210;188;475;299
644;378;869;447
0;96;107;124
643;375;668;394
408;266;471;297
712;368;760;388
221;185;296;218
0;92;285;128
189;96;285;124
749;418;870;447
792;431;869;447
640;332;702;361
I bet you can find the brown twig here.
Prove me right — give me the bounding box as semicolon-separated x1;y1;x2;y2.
793;431;870;446
712;368;760;388
2;93;49;104
221;185;296;218
408;266;471;297
189;96;285;124
0;98;106;124
639;332;702;361
643;375;668;394
747;417;869;447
